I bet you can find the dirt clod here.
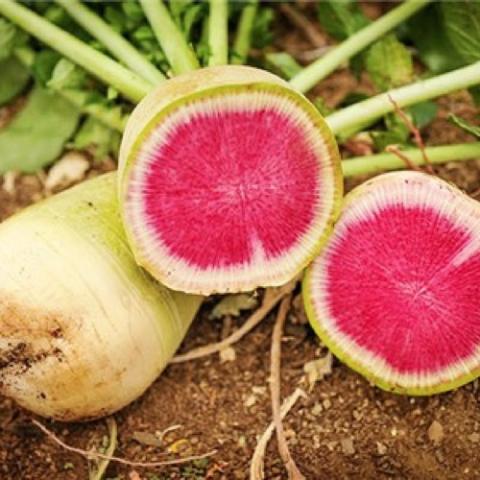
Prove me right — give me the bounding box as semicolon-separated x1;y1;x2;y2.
428;421;445;444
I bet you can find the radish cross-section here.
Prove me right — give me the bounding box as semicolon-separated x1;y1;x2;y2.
304;171;480;395
119;66;342;294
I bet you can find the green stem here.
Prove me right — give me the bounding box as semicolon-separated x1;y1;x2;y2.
231;0;258;65
138;0;199;75
54;0;164;85
326;61;480;137
0;0;151;103
56;90;129;132
290;0;431;93
342;143;480;177
13;47;129;132
208;0;229;66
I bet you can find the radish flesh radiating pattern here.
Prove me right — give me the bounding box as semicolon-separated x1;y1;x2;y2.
304;171;480;395
119;66;342;295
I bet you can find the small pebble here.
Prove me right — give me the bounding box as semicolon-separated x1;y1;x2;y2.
468;433;480;443
428;420;444;444
376;442;387;455
341;437;355;455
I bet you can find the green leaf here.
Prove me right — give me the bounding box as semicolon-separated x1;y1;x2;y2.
371;112;410;152
441;1;480;64
122;0;145;24
364;34;413;91
210;293;258;319
104;5;127;34
265;52;302;80
316;0;369;41
0;86;80;173
182;3;206;41
132;25;155;43
409;101;438;129
251;7;275;48
0;18;17;62
31;50;62;86
469;86;480;107
72;117;121;161
313;97;334;117
407;4;474;73
169;0;195;25
43;4;71;27
449;114;480;139
0;57;30;106
47;58;87;91
106;87;119;101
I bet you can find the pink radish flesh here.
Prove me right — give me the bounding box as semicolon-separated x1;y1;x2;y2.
141;108;320;267
324;203;480;374
124;85;341;294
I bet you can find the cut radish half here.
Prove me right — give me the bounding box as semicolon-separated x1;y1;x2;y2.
304;171;480;395
119;66;342;294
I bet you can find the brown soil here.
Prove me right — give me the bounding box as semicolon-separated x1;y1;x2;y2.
2;4;480;480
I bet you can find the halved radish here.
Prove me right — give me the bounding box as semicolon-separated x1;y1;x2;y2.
118;65;342;295
304;171;480;395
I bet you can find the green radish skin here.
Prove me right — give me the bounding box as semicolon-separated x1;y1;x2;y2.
0;173;202;421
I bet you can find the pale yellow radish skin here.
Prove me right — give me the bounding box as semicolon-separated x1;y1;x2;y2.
0;173;202;421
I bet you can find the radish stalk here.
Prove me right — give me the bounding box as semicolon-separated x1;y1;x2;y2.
54;0;165;85
0;0;151;102
231;0;258;65
138;0;200;75
13;47;129;133
326;61;480;136
290;0;432;93
53;89;129;132
342;142;480;177
208;0;229;66
2;1;479;138
0;173;202;421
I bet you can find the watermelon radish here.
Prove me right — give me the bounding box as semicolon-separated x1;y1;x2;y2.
118;65;342;295
0;173;202;421
304;171;480;395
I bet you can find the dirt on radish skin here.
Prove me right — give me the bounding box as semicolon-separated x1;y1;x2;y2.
305;170;480;395
118;65;342;295
0;171;202;421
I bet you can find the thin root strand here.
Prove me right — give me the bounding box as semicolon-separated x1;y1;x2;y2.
171;278;298;363
31;419;216;468
270;295;305;480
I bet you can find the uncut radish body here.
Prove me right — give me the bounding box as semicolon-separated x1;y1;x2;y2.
0;173;201;421
119;65;342;295
304;171;480;395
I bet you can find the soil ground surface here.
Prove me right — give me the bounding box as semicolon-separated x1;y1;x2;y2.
1;3;480;479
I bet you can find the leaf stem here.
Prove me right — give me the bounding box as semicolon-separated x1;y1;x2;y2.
231;0;258;65
327;61;480;137
290;0;431;93
54;0;165;85
0;0;151;103
13;47;129;133
208;0;229;66
138;0;199;75
342;143;480;177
